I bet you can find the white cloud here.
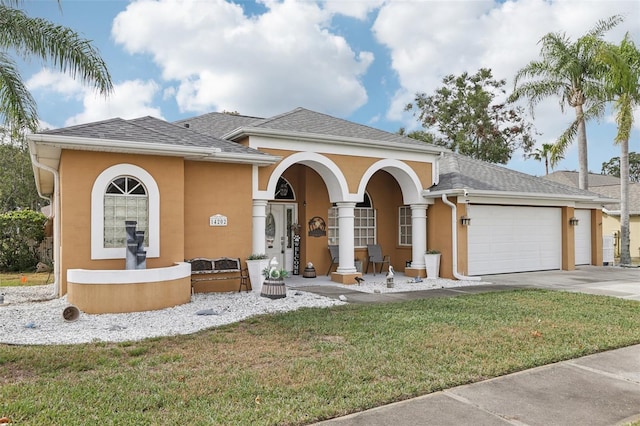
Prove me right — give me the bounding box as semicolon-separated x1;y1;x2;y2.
64;79;163;126
373;0;640;138
27;69;84;99
320;0;384;20
111;0;373;118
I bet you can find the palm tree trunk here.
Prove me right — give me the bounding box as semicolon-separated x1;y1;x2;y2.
619;137;631;265
575;105;589;190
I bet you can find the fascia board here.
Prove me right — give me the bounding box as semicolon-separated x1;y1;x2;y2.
422;188;610;206
28;134;279;166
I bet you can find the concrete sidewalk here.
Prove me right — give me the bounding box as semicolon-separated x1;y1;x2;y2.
303;266;640;426
315;344;640;426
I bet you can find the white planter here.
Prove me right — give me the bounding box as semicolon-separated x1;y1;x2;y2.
247;259;270;293
424;254;441;279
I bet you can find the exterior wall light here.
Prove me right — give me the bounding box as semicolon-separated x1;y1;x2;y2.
569;217;579;226
460;215;471;226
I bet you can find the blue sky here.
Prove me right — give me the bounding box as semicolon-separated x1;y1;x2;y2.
19;0;640;176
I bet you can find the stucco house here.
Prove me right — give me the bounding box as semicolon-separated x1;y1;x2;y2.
545;170;638;259
28;107;611;313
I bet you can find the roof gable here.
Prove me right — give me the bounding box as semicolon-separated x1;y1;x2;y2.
41;116;266;156
434;153;607;198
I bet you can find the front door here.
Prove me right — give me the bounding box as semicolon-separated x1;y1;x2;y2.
265;203;296;273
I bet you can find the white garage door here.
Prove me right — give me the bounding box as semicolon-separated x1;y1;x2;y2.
468;205;562;275
574;210;592;265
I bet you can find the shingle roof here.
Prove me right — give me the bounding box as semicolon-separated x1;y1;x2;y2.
42;116;266;156
544;170;621;187
173;112;262;139
433;153;608;198
179;107;443;150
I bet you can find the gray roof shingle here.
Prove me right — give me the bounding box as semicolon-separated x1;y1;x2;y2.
178;107;443;150
433;153;609;199
42;116;267;156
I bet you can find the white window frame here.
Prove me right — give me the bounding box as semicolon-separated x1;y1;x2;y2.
91;164;160;259
328;193;376;248
399;206;412;246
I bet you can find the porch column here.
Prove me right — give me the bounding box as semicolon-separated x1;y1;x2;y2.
336;201;357;274
411;204;428;269
252;200;268;255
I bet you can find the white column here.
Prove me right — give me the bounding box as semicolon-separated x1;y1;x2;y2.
252;200;268;255
336;202;357;273
411;204;428;269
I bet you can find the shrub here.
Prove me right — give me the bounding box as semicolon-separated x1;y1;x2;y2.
0;209;47;271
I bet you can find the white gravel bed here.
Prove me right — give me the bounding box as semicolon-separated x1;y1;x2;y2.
0;284;346;346
0;277;486;346
291;276;485;293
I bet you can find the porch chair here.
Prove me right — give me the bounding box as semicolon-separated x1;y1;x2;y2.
366;244;390;276
326;245;339;276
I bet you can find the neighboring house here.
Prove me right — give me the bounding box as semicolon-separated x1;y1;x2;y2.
28;107;612;313
545;171;639;259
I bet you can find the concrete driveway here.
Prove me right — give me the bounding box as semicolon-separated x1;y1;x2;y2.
481;265;640;301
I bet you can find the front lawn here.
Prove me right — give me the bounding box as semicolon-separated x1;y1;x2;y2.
1;289;640;425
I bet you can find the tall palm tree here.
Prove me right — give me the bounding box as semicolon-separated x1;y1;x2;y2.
527;142;563;175
509;15;623;190
0;0;112;132
597;33;640;266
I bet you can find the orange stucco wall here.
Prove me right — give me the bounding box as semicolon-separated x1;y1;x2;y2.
592;209;604;265
427;200;455;279
68;276;191;314
58;150;185;294
561;206;576;270
183;161;253;260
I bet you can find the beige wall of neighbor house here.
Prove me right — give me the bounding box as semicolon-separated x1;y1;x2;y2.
603;213;640;259
58;150;185;295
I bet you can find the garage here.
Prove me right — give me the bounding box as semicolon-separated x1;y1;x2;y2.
574;209;592;265
467;205;562;275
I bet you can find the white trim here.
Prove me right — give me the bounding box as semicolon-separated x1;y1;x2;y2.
358;158;426;205
68;262;190;284
91;164;160;259
257;152;353;202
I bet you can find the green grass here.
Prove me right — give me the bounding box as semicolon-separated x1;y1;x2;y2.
0;271;51;286
1;289;640;425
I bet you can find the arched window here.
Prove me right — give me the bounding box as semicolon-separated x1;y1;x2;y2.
91;164;159;259
327;193;376;247
104;176;148;248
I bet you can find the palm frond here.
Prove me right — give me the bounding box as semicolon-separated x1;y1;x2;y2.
0;52;37;132
0;5;112;95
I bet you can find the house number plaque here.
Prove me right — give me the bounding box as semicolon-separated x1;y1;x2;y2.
209;214;228;227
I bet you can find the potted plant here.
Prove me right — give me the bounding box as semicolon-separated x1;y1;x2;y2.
424;249;441;279
260;257;288;299
246;253;270;294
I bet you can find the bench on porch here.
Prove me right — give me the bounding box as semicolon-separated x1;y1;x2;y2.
186;257;249;293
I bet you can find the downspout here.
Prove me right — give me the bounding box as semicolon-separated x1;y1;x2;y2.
441;193;481;281
30;154;61;298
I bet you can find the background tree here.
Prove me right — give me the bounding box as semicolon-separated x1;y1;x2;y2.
509;15;622;190
405;68;536;164
528;143;563;175
397;128;436;144
601;153;640;182
597;33;640;265
0;132;42;212
0;0;113;132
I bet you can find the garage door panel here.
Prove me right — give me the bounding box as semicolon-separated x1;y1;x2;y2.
574;210;592;265
468;205;562;275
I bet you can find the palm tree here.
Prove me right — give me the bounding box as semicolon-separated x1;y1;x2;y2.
527;142;563;175
509;15;623;190
0;0;112;132
597;33;640;266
